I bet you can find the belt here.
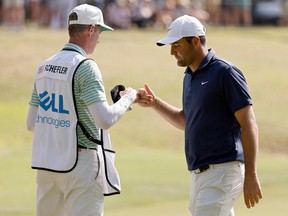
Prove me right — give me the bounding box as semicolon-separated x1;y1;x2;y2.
193;164;210;174
77;145;97;152
192;161;242;174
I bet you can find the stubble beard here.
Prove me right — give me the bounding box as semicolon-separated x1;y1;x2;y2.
177;59;188;67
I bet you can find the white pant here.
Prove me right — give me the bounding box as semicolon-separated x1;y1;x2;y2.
189;161;244;216
36;149;104;216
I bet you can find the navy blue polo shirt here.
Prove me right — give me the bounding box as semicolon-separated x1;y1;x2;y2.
183;49;252;171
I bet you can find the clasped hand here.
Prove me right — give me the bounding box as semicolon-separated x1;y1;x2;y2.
119;84;155;106
137;84;155;107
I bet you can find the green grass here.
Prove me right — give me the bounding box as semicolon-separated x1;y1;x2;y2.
0;26;288;215
1;146;288;216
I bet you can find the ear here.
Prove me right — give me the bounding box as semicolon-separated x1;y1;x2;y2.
85;25;93;35
192;36;201;47
89;25;95;33
192;37;199;44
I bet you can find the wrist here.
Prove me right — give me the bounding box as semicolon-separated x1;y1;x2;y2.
152;96;159;109
245;172;257;178
117;95;133;110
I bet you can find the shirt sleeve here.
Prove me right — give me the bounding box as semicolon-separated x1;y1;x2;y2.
222;66;252;113
29;82;40;106
74;59;107;106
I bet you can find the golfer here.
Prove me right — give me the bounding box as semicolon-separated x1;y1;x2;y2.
26;4;137;216
138;15;262;215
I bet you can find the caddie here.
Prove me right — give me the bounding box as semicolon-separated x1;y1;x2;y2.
26;4;137;216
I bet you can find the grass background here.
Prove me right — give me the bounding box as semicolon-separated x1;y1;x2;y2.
0;26;288;216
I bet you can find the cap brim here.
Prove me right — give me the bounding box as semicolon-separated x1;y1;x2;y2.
156;36;182;46
101;24;114;31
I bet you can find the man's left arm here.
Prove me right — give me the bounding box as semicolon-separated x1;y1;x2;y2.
27;105;38;132
234;105;263;208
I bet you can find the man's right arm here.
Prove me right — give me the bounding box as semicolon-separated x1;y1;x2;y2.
138;84;185;130
88;88;137;130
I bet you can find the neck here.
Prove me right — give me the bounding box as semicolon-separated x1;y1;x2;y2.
189;47;208;72
69;37;89;54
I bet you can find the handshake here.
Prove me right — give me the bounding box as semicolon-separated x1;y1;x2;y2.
110;84;155;108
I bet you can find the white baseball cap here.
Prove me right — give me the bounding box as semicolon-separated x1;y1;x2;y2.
68;4;113;31
156;15;206;46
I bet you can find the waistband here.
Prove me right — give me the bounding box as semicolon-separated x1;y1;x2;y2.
192;161;243;174
77;145;97;152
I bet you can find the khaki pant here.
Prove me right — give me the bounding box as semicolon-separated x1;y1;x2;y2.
36;149;104;216
189;161;244;216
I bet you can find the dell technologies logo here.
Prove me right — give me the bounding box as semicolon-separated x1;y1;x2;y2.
36;91;71;128
39;91;69;114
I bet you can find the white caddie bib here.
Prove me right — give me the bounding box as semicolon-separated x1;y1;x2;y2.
32;50;87;172
97;130;121;196
79;126;121;195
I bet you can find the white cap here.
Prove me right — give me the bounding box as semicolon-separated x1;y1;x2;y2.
157;15;206;46
68;4;113;31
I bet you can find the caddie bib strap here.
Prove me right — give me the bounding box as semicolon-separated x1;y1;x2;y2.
68;53;103;146
65;48;121;195
62;48;82;55
77;121;103;145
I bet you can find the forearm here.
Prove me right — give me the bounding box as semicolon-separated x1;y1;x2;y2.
138;84;185;130
27;105;38;132
241;120;259;176
88;95;134;130
241;117;262;208
153;96;185;130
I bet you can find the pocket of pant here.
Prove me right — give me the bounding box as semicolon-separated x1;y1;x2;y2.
94;151;100;180
219;168;244;194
